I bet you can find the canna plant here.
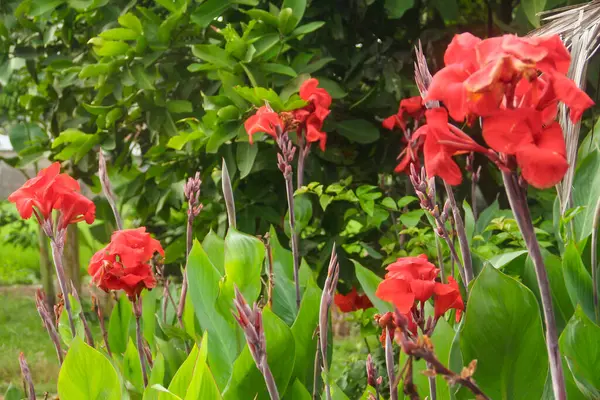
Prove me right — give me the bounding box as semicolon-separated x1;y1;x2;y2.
7;22;600;400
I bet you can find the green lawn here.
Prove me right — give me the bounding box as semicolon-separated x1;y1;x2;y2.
0;286;61;395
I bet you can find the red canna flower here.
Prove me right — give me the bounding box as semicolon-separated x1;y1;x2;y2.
244;106;284;143
426;33;594;123
8;162;95;230
57;191;96;230
385;254;439;302
515;121;568;189
295;78;332;151
376;254;441;312
433;277;464;322
299;78;332;110
382;96;425;132
376;278;415;314
482;108;569;188
415;108;487;185
334;287;373;313
88;227;164;299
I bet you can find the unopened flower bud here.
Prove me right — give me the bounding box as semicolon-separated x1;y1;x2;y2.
366;354;378;387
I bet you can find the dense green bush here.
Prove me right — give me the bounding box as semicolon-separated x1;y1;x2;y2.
2;0;600;399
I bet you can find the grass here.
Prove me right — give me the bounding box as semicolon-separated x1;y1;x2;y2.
0;286;61;395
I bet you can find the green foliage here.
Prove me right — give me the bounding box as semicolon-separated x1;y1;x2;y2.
560;307;600;398
58;337;122;400
460;266;548;399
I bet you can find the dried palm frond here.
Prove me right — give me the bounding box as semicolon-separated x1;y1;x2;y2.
531;0;600;213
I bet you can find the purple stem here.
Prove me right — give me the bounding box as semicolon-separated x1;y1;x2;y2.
502;171;566;400
443;182;473;286
134;299;149;387
94;299;112;357
19;353;36;400
385;329;398;400
49;238;76;338
176;210;194;331
262;363;280;400
284;173;301;310
98;152;123;231
35;291;63;364
70;282;94;347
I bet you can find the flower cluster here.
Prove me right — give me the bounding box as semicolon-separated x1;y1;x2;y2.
244;78;332;151
88;227;164;299
8;162;96;232
387;33;594;189
334;287;373;313
375;254;463;321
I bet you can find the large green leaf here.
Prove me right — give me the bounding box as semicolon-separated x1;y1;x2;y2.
163;344;201;399
202;230;225;275
8;122;47;154
58;337;121;400
236;142;258;179
559;307;600;398
187;241;239;389
384;0;414;19
223;309;295;399
290;279;321;388
192;45;236;70
269;226;299;325
142;288;158;349
460;266;548;399
335;120;380;144
124;338;144;393
522;0;547;27
184;335;222;399
562;242;595;321
108;294;133;355
281;0;306;29
571;151;600;240
285;379;311;399
522;253;574;334
143;354;166;400
224;227;265;303
353;260;392;313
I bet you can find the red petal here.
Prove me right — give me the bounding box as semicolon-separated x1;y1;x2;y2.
376;279;415;314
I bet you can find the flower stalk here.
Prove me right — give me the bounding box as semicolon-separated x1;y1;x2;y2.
177;172;202;335
318;246;339;400
222;159;237;230
297;137;310;189
98;152;123;230
35;290;63;364
49;233;76;338
410;166;468;288
70;281;94;347
276;128;301;310
443;181;473;286
19;353;36;400
385;328;398;400
92;296;112;357
233;286;280;400
502;170;566;400
264;233;275;308
134;299;149;387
